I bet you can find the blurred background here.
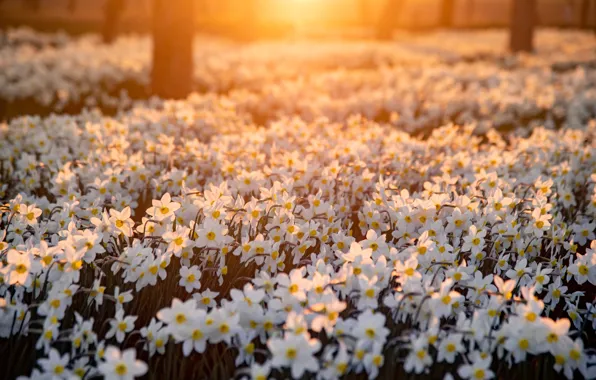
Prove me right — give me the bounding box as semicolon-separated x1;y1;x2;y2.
1;0;595;39
2;0;595;118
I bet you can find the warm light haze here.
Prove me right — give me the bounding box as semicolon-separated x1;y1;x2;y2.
0;1;595;380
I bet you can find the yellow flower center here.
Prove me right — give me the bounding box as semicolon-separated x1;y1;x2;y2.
71;260;83;270
373;355;383;366
442;295;452;305
115;363;127;375
286;348;297;360
175;313;186;324
474;369;485;379
192;329;203;340
15;264;27;274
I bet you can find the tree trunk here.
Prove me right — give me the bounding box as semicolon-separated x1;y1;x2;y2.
509;0;536;53
580;0;589;29
439;0;456;28
466;0;475;25
102;0;124;44
151;0;194;99
68;0;77;13
24;0;41;12
376;0;403;40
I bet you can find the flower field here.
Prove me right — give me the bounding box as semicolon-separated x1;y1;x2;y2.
1;28;596;380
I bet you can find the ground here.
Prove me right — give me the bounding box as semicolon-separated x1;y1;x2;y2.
0;27;595;380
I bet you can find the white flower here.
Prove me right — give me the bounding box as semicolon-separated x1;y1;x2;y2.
19;203;42;225
196;218;229;248
310;297;346;334
504;325;536;363
462;225;486;256
533;263;553;292
157;298;196;338
147;193;180;221
140;318;166;356
6;249;39;285
109;207;134;237
163;228;192;256
404;335;432;374
437;333;464;363
208;308;240;344
113;287;133;310
567;252;595;285
430;279;462;318
179;265;202;293
249;361;271;380
38;348;71;379
268;333;321;378
356;275;380;310
527;208;551;238
106;309;137;343
505;258;531;283
457;352;494;379
98;346;148;380
179;308;209;356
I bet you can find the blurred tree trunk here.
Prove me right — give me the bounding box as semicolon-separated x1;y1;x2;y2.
376;0;403;40
24;0;41;12
68;0;77;13
439;0;455;27
466;0;474;25
151;0;194;99
509;0;536;52
579;0;589;29
102;0;125;43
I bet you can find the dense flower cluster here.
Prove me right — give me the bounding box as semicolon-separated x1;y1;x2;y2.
0;27;70;49
1;93;595;379
1;27;596;380
2;28;596;134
